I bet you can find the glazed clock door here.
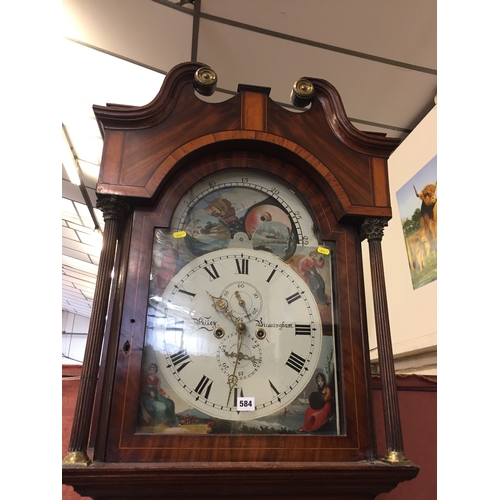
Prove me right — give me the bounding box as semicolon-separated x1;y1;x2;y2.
137;168;341;436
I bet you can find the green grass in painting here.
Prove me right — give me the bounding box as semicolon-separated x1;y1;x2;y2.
409;251;437;289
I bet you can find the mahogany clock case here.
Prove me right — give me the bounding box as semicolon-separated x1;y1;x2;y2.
64;63;419;499
99;152;376;464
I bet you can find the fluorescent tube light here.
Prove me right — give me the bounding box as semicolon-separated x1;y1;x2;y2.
62;125;81;186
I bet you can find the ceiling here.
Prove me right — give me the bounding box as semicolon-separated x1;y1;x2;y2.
62;0;437;319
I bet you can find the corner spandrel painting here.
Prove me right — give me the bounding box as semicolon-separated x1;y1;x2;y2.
396;156;437;290
137;170;341;436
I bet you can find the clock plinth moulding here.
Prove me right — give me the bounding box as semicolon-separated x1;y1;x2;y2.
63;62;418;498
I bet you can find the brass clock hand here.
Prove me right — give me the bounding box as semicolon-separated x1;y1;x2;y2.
234;290;251;321
224;350;257;362
208;291;251;405
225;319;247;406
208;292;229;314
208;292;241;325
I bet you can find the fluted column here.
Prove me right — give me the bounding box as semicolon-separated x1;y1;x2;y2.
63;196;130;465
361;217;412;464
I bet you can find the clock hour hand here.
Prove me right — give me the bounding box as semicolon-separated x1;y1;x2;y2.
208;292;229;314
224;350;256;362
208;292;241;326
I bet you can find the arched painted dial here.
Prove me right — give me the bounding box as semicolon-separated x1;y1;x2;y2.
167;169;319;261
152;248;323;420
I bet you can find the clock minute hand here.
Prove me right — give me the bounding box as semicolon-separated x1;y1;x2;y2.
206;292;248;406
225;318;248;405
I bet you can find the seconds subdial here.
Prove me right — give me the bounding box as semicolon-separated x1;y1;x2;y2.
222;281;263;322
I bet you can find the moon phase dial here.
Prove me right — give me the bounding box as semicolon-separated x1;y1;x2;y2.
170;169;320;260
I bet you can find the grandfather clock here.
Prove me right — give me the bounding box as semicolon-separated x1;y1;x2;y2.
63;62;418;499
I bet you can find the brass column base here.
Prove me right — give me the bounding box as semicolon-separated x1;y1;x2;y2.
62;451;91;466
382;451;414;465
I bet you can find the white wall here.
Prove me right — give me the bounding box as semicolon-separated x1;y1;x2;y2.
62;310;90;364
363;106;437;367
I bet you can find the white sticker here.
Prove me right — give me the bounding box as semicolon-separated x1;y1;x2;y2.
237;397;255;411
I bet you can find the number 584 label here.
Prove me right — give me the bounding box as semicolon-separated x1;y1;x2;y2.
237;397;255;411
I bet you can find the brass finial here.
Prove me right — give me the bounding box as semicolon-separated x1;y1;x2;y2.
194;67;218;96
291;78;315;107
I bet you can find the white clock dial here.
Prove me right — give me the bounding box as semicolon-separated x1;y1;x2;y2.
151;248;323;420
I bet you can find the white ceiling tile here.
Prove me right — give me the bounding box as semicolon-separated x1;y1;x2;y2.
62;285;86;299
62;198;83;225
81;289;95;301
62;299;92;314
67;128;103;168
62;276;96;293
73;201;100;229
66;220;99;236
62;179;85;204
63;0;193;73
78;159;100;186
89;255;101;267
77;230;102;248
62;246;93;263
63;255;99;275
201;0;436;70
62;236;101;258
62;39;167;110
197;20;435;134
63;267;97;283
62;226;78;242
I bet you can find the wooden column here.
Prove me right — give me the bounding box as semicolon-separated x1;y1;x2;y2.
361;217;412;464
63;195;129;465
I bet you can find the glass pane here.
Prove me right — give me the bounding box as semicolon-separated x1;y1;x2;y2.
136;170;341;435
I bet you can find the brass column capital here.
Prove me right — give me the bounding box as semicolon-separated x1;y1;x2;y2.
360;217;389;241
96;195;130;222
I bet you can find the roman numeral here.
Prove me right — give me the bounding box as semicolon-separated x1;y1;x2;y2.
295;324;311;336
268;380;281;402
203;262;220;281
233;387;244;407
235;258;249;274
285;292;301;304
177;289;196;298
169;349;192;372
194;375;213;399
266;268;277;283
285;351;306;373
